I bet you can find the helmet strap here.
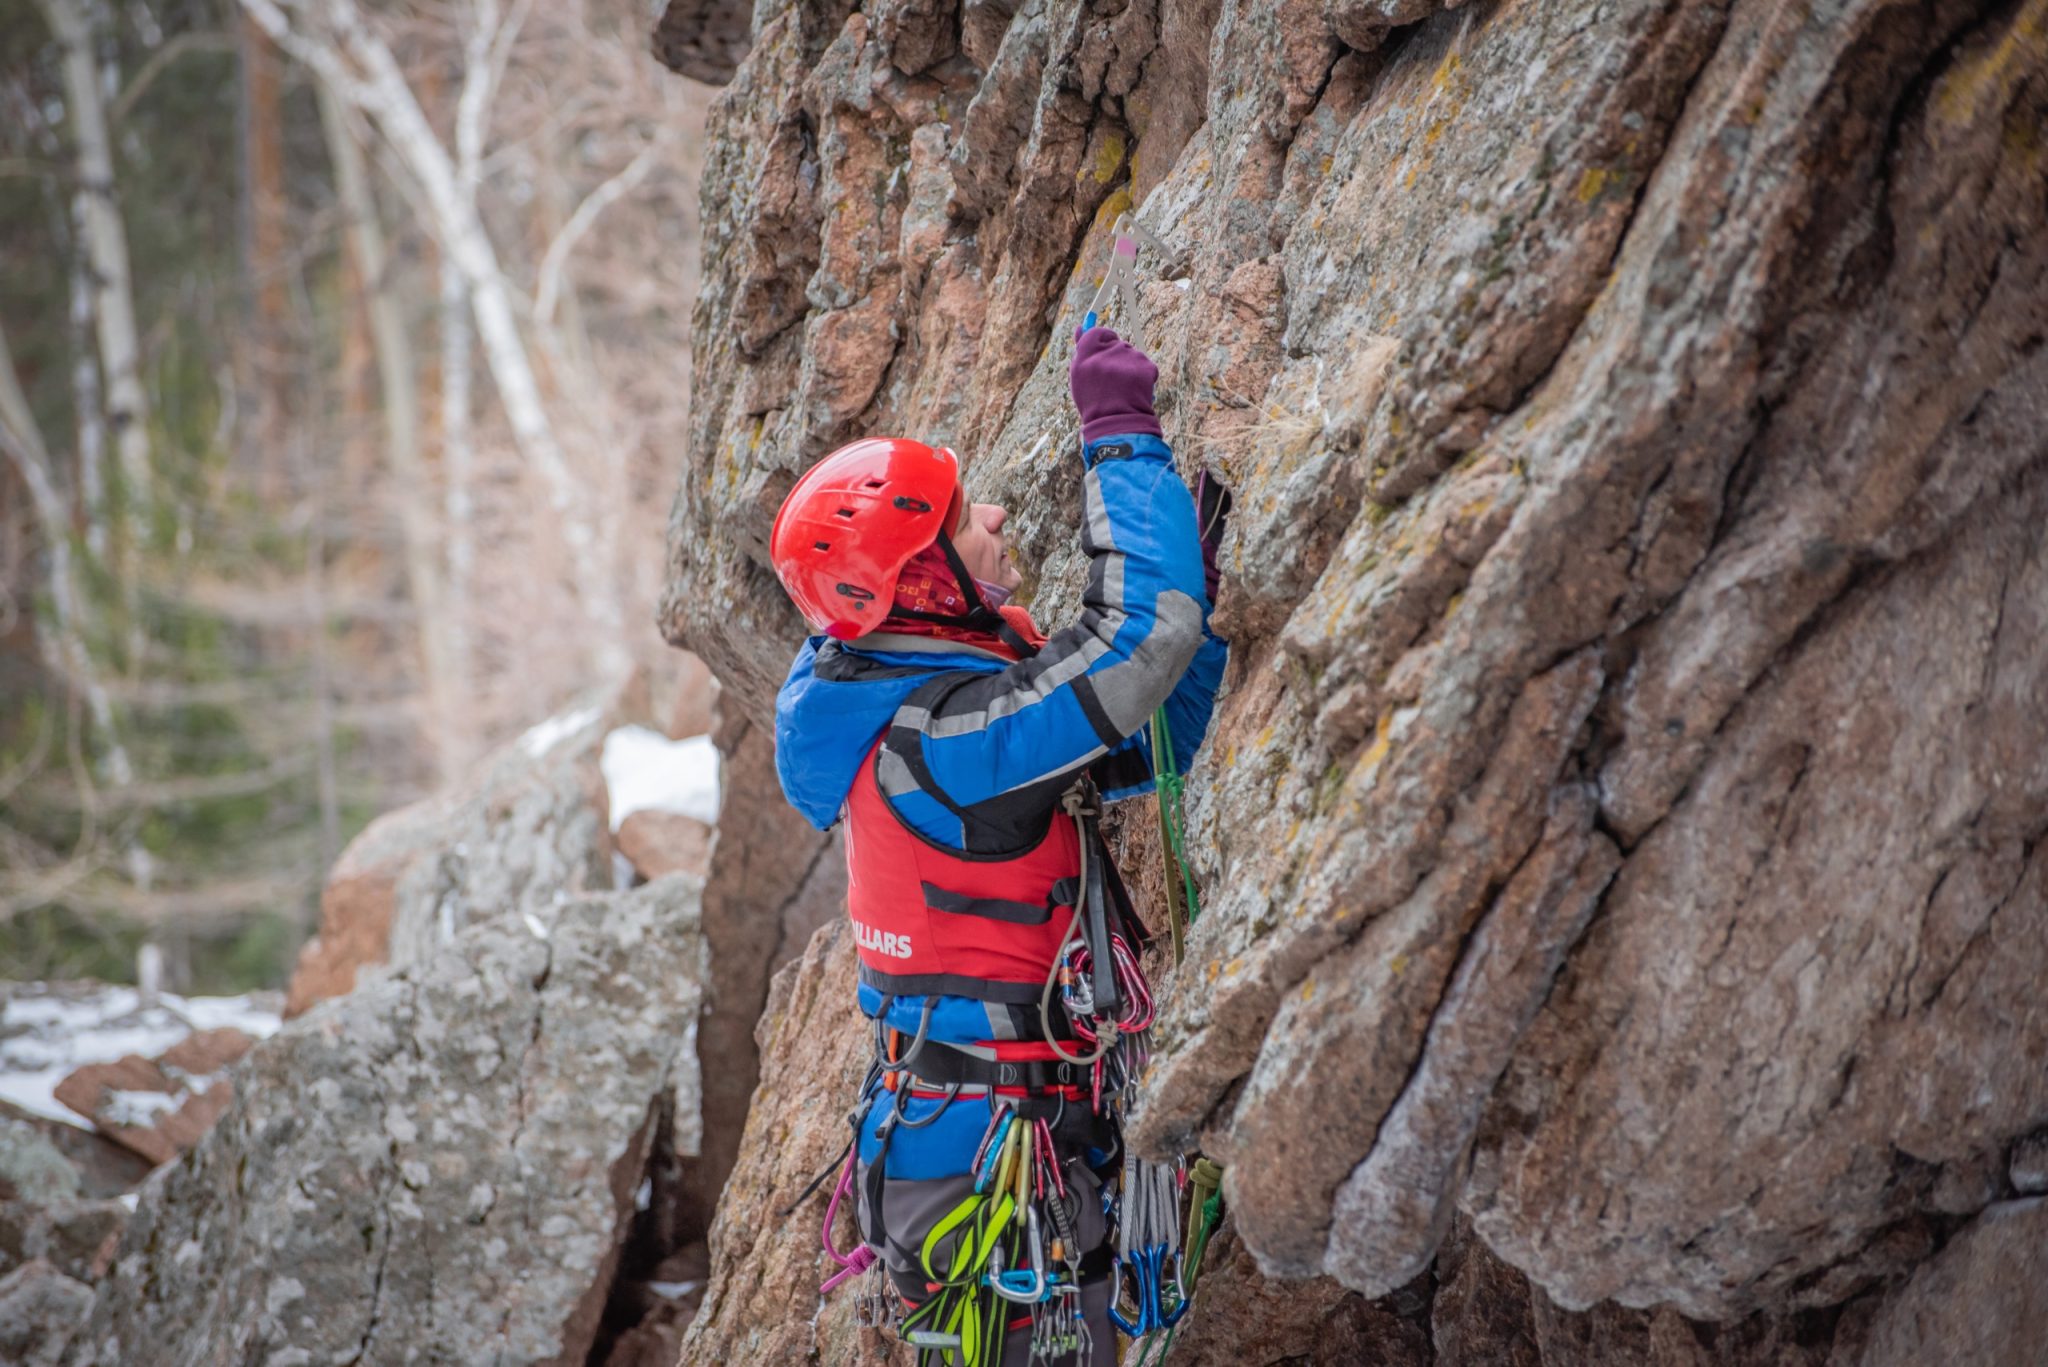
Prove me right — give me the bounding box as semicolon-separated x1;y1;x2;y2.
887;531;1041;659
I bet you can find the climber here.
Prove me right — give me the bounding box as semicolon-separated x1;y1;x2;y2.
769;325;1227;1366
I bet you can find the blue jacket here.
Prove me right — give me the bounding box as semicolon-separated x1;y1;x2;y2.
773;431;1226;1177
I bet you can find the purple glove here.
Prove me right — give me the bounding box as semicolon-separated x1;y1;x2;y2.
1070;326;1163;446
1196;468;1231;603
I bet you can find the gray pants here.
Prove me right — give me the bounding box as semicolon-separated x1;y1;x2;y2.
856;1160;1117;1366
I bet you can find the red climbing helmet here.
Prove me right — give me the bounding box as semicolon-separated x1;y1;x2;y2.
770;437;964;640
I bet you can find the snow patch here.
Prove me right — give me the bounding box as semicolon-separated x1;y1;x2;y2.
518;705;603;759
648;1280;703;1300
601;726;720;831
0;984;280;1128
100;1088;183;1127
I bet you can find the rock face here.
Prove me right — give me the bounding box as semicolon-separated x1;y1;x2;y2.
0;1259;94;1366
658;0;2048;1338
685;712;845;1220
1840;1198;2048;1367
72;874;706;1365
676;919;901;1367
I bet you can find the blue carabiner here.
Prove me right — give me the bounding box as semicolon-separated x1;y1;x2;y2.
1107;1254;1147;1336
973;1112;1014;1194
1150;1244;1191;1328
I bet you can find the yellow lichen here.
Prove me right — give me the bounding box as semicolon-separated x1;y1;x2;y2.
1358;709;1396;775
1090;131;1129;185
1092;187;1134;230
1575;166;1614;204
1935;1;2046;127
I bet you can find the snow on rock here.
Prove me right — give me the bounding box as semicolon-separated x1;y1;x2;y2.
0;986;279;1130
601;725;720;832
518;704;605;759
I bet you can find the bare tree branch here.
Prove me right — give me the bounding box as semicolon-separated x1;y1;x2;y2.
238;0;629;678
534;135;666;327
0;315;133;791
110;30;239;124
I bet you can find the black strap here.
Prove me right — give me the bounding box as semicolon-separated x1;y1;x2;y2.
859;961;1050;1005
920;881;1052;925
1073;787;1122;1018
892;1042;1080;1093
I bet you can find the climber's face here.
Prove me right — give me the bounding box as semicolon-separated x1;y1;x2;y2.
952;501;1022;593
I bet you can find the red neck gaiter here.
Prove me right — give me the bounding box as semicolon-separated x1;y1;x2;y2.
881;543;1047;661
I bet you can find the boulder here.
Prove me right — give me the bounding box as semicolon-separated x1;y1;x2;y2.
657;0;2048;1336
281;796;449;1017
284;699;615;1017
616;810;715;882
51;1028;251;1168
72;874;706;1365
0;1259;92;1366
652;0;754;86
0;1099;160;1202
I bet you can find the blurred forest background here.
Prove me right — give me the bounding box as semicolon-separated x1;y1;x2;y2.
1;0;708;993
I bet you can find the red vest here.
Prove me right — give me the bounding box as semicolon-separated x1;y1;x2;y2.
844;738;1080;1004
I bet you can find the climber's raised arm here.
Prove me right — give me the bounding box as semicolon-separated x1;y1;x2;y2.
874;327;1219;849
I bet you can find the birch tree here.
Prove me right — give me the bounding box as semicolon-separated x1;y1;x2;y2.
238;0;631;679
0;320;133;799
316;83;468;779
34;0;152;571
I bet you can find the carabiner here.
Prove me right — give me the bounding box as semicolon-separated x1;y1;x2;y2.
1151;1244;1191;1329
989;1204;1050;1304
1107;1252;1151;1336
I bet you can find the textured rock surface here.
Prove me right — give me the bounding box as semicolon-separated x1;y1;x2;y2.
1838;1198;2048;1367
658;0;2048;1331
0;1108;85;1206
0;1259;93;1366
676;918;905;1367
284;700;616;1017
686;711;846;1221
71;874;705;1365
0;1197;124;1284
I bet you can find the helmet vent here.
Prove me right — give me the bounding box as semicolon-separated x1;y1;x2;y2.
812;540;830;551
835;508;855;518
892;496;932;513
835;583;876;600
864;478;885;488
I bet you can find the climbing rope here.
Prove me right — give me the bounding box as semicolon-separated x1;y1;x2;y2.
1149;703;1200;963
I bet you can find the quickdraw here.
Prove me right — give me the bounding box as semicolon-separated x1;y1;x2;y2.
1109;1157;1191;1338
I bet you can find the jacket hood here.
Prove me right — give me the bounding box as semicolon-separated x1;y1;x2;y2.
773;636;1006;830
